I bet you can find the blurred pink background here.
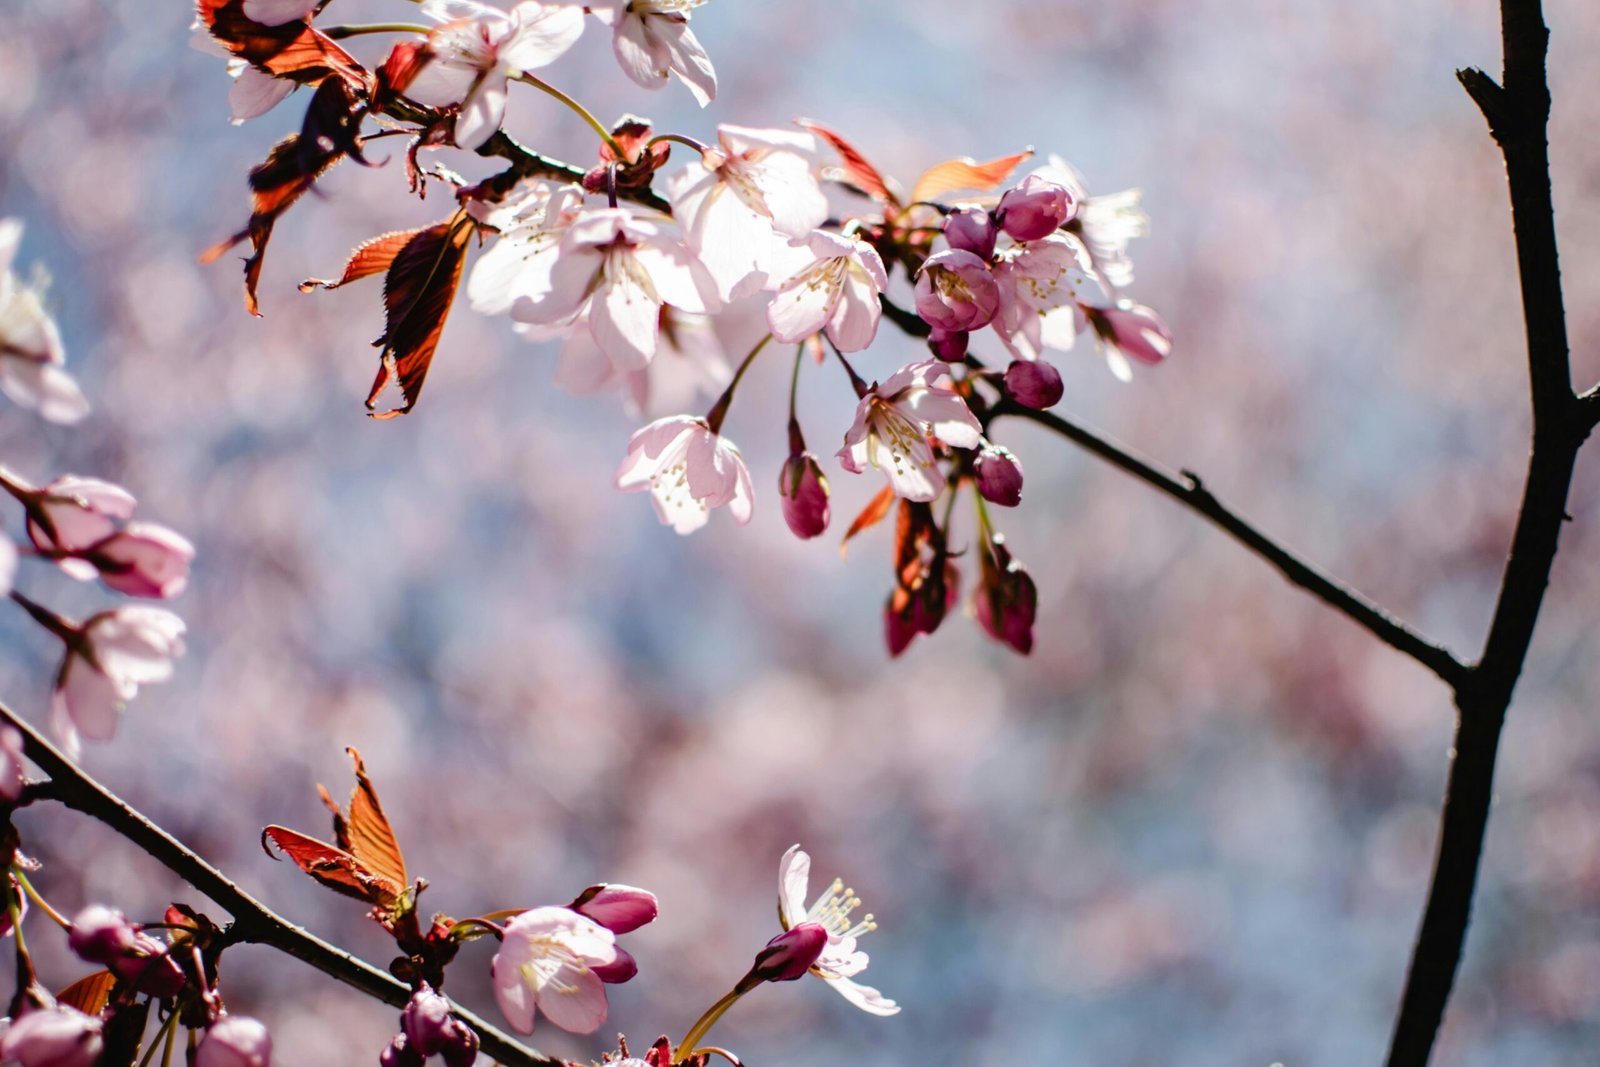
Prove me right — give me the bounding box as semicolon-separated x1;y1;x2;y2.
2;0;1599;1064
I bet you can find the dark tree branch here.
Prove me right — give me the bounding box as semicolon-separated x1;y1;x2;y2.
1385;2;1587;1063
992;401;1470;688
0;703;559;1067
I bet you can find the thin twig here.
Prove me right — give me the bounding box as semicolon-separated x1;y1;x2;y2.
0;702;559;1067
1385;1;1589;1063
991;401;1469;688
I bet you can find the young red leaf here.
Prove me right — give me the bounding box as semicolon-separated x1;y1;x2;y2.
840;484;897;559
196;0;367;88
260;825;400;906
909;150;1035;205
55;970;117;1015
365;216;474;418
339;747;408;893
795;119;899;207
299;229;425;292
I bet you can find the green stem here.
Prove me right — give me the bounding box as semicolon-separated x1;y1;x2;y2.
13;869;70;930
136;1011;178;1067
321;22;428;38
511;73;623;158
160;1008;179;1067
676;985;748;1064
648;133;711;155
705;334;773;434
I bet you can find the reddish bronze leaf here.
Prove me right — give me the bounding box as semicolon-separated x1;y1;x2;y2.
909;150;1035;205
796;119;899;207
365;217;474;418
56;970;117;1015
260;748;408;910
840;484;896;559
195;0;367;87
300;229;424;292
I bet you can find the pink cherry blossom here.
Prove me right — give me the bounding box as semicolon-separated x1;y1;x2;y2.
0;219;88;425
667;125;828;301
996;174;1076;242
0;726;24;802
407;1;586;151
775;845;899;1016
990;233;1105;362
766;231;888;353
593;0;717;107
749;922;829;983
91;524;196;600
615;416;752;535
837;360;982;502
468;182;587;315
194;1016;272;1067
0;1006;104;1067
1031;154;1147;289
913;249;1000;333
943;207;997;260
1087;301;1173;381
50;607;186;759
491;906;618;1035
512;209;713;376
24;474;137;560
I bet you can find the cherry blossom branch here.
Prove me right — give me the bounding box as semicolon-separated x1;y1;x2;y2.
988;401;1470;688
1384;2;1591;1062
0;702;560;1067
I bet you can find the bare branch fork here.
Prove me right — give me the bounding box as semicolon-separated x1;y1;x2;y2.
0;702;559;1067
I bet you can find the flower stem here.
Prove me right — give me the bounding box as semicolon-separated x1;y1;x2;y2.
786;347;807;453
647;133;710;155
676;985;748;1064
705;334;773;435
321;22;428;38
12;869;69;930
511;73;623;159
0;467;30;504
136;1011;178;1067
8;589;78;646
160;1008;179;1067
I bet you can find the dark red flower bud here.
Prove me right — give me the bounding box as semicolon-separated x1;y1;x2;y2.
380;1035;424;1067
569;884;659;934
779;452;831;539
943;207;997;260
1003;359;1064;409
749;922;828;983
974;444;1024;508
927;327;968;362
975;537;1038;655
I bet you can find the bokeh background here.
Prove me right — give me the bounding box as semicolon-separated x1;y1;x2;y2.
2;1;1599;1064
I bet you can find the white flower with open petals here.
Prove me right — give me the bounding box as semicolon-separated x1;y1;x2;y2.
594;0;717;106
990;233;1106;362
512;209;713;377
614;415;751;535
667;125;827;301
0;219;88;424
1031;155;1148;290
50;607;186;759
776;845;899;1017
408;0;586;151
468;181;588;317
766;231;888;353
838;360;983;503
491;906;618;1035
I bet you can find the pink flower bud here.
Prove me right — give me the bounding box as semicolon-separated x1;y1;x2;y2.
778;452;831;540
592;945;638;984
93;524;195;599
195;1016;272;1067
440;1026;478;1067
974;444;1024;508
568;884;659;934
997;176;1075;241
976;538;1037;655
927;328;968;362
914;249;999;333
0;726;25;803
401;988;454;1056
943;207;996;259
749;922;828;983
25;476;135;556
67;905;142;963
0;1007;104;1067
1002;359;1063;409
1093;302;1172;367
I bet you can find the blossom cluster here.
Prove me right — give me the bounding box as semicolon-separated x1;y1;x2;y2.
0;220;191;759
196;0;1169;658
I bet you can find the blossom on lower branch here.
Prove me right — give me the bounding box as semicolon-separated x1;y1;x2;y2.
49;606;186;758
491;906;619;1035
616;416;752;534
838;360;983;502
771;844;898;1015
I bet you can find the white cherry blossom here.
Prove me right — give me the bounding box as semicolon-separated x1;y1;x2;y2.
766;231;888;353
50;607;187;759
614;416;752;534
0;219;88;424
990;233;1105;362
776;845;899;1017
593;0;717;106
408;0;586;151
837;360;982;502
491;906;618;1035
667;125;827;301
